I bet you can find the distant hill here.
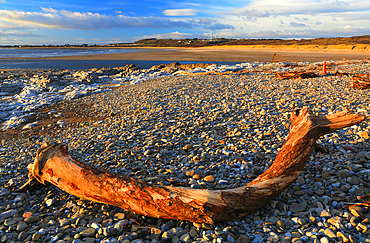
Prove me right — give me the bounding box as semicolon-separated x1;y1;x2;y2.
128;35;370;48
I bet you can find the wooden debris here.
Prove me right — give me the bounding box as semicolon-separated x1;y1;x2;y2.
351;74;370;89
276;71;319;80
17;108;365;223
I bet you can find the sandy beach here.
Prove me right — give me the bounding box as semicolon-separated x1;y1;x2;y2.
0;49;370;243
39;47;370;63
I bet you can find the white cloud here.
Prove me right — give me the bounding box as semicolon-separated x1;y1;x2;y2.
0;8;195;30
0;0;6;3
136;31;195;40
163;9;199;16
0;30;42;37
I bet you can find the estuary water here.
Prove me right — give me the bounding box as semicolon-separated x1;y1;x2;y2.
0;48;239;69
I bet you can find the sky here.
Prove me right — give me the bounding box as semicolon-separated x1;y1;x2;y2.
0;0;370;45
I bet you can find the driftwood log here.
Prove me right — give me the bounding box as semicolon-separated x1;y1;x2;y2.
18;107;365;224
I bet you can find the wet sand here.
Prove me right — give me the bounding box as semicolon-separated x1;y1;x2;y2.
41;47;370;63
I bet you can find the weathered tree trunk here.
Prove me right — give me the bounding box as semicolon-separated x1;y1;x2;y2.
18;107;365;223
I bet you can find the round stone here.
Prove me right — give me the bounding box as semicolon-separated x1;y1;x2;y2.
24;215;40;223
80;228;96;238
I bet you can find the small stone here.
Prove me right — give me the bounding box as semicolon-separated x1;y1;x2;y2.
296;176;305;185
151;228;161;241
45;198;54;207
290;201;307;213
161;231;172;241
22;211;34;218
327;216;341;227
267;216;278;224
180;233;191;243
322;173;329;179
324;228;336;238
24;215;40;223
338;171;351;178
113;213;125;220
0;209;18;219
17;231;28;241
252;166;262;175
344;145;356;152
301;189;313;195
4;218;16;226
319;210;332;218
32;232;42;241
172;236;179;243
252;235;263;243
17;222;28;231
0;188;10;196
236;235;250;243
203;175;215;183
358;130;369;139
227;235;235;243
80;228;96;237
183;144;193;150
189;229;197;237
276;220;285;229
320;237;329;243
336;232;349;242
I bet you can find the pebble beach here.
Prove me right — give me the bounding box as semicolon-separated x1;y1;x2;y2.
1;58;370;243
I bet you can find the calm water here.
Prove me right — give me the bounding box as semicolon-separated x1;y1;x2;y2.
0;48;142;58
0;48;239;70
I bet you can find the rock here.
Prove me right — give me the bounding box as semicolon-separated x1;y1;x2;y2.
322;172;329;179
301;189;313;195
357;130;369;139
161;231;172;241
151;228;161;241
80;228;96;237
24;215;40;223
227;234;235;243
32;232;42;241
320;237;329;243
113;212;125;220
338;170;351;178
180;233;191;243
324;228;336;238
189;229;197;237
0;188;10;196
336;232;349;242
327;216;341;227
267;216;279;224
236;235;250;243
17;222;28;231
252;166;262;175
22;211;34;218
203;175;215;182
252;235;263;243
45;198;54;207
17;231;28;241
290;201;307;213
344;145;356;152
4;218;16;226
0;209;18;219
183;144;193;150
296;176;305;185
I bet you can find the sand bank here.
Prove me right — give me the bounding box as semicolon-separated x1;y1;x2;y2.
38;46;370;63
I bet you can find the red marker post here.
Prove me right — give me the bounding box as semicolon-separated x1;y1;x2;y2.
322;60;327;75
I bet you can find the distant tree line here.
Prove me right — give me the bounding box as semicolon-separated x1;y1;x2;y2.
131;35;370;47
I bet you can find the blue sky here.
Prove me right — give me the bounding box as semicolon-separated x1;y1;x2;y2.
0;0;370;45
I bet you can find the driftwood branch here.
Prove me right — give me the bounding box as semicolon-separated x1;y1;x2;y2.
18;107;365;223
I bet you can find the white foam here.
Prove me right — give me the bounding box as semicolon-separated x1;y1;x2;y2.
1;62;270;130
